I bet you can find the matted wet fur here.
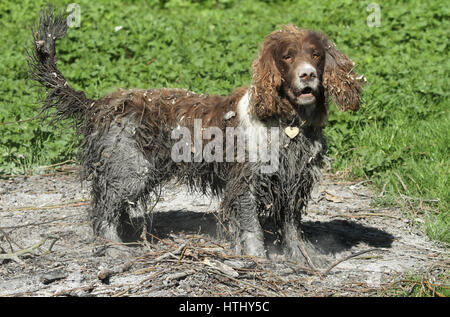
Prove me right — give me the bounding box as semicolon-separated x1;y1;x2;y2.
28;9;364;264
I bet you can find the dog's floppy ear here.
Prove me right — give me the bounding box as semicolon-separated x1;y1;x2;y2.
250;36;282;119
322;35;365;111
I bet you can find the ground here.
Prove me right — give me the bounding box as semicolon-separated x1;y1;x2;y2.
0;166;447;297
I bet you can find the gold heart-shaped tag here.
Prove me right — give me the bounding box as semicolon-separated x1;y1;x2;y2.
284;126;299;139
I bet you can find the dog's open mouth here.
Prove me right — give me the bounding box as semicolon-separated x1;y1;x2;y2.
298;87;313;98
291;86;316;105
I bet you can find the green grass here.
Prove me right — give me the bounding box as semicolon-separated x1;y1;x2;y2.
0;0;448;243
379;272;450;297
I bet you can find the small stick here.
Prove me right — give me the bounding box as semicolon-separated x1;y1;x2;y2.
4;199;90;213
399;194;439;203
393;172;408;192
295;237;319;272
0;228;22;252
35;160;77;170
322;248;385;276
51;284;96;297
112;288;131;297
378;182;387;197
177;239;191;265
0;235;59;262
146;232;176;248
333;213;400;220
0;215;79;230
206;267;279;297
423;279;445;297
165;270;195;283
151;241;188;263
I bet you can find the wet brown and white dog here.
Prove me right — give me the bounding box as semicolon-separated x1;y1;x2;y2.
28;10;363;263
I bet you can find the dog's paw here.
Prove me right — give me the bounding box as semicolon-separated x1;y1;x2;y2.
236;231;266;258
284;238;330;269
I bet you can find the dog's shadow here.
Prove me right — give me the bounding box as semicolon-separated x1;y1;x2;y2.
138;210;394;256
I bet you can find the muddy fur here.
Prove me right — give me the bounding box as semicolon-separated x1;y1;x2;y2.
219;128;326;258
28;9;363;264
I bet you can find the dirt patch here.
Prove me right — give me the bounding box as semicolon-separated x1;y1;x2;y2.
0;167;447;296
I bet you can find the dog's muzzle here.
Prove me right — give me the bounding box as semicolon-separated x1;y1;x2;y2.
293;62;319;106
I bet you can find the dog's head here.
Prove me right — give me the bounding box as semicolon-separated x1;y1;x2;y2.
251;25;364;125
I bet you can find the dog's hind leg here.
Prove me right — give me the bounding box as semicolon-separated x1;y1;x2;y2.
85;118;155;244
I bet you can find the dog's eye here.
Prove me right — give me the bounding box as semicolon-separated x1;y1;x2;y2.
312;53;320;60
282;54;292;62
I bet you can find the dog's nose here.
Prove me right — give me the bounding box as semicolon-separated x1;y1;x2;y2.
298;63;317;82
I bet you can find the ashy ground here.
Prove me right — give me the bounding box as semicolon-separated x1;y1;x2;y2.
0;166;448;297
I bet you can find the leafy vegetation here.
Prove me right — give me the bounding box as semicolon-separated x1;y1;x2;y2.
0;0;448;242
380;273;449;297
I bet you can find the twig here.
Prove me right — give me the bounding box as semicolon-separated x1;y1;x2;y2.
42;236;60;255
423;278;445;297
35;160;77;170
322;248;385;276
165;270;196;283
393;172;408;192
378;182;388;197
4;199;90;213
146;232;177;248
0;235;59;263
333;213;400;220
295;236;319;272
396;279;449;290
95;259;134;285
286;259;319;275
399;194;439;203
150;241;188;263
51;284;96;297
0;215;79;230
132;267;156;275
177;239;192;265
203;258;239;278
152;252;177;262
112;288;131;297
206;267;279;297
254;274;288;297
0;228;23;252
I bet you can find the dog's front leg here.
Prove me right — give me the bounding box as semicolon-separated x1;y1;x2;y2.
282;218;308;263
282;212;325;268
235;190;266;257
220;175;266;258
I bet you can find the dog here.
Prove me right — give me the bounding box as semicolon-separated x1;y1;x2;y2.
28;9;363;263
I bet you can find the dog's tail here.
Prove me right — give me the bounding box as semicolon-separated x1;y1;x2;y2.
27;8;92;125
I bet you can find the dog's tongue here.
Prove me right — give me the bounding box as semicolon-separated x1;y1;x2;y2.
296;87;313;98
